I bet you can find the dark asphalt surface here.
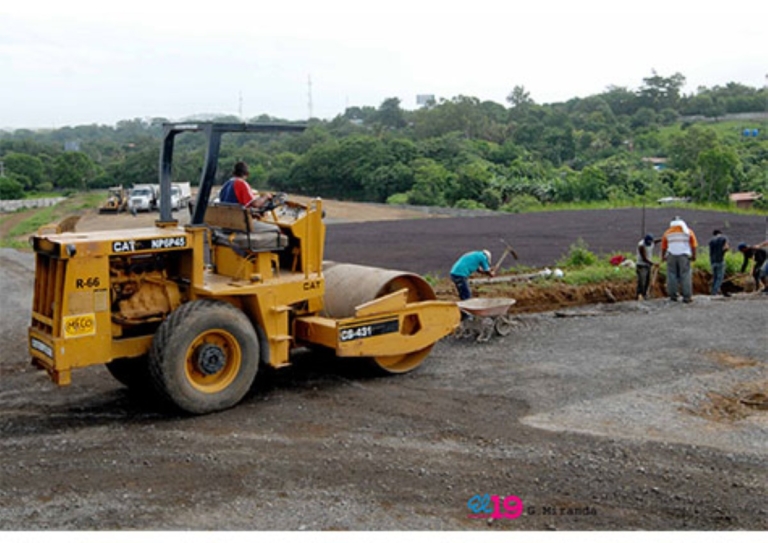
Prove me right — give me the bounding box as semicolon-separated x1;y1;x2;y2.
324;207;767;275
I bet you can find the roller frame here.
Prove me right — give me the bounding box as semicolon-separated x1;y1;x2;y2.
294;288;460;359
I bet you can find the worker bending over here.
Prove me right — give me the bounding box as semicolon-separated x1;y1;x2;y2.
450;250;494;300
661;216;697;303
737;241;768;293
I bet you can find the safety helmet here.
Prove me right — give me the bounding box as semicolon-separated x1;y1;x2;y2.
482;249;492;263
737;243;747;251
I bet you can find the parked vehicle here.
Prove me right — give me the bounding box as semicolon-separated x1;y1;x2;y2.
170;182;192;211
98;186;128;214
27;122;459;415
129;184;159;212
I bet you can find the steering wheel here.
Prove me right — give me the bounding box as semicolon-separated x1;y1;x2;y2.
251;192;287;216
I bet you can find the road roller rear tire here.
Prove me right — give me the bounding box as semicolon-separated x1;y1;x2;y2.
148;300;259;414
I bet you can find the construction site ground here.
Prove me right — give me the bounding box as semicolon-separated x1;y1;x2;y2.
0;201;766;531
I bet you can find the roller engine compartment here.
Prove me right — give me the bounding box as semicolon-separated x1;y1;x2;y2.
109;252;185;329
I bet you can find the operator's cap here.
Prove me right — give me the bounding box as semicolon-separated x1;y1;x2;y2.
737;243;747;251
644;234;654;244
482;249;492;262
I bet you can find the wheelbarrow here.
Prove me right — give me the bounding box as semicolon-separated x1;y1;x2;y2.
455;297;517;342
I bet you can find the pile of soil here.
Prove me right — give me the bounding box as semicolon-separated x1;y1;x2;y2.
433;269;754;314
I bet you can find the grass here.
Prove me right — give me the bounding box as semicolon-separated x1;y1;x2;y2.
505;199;767;217
0;191;104;248
7;207;57;238
557;262;636;286
693;248;745;276
660;118;768;143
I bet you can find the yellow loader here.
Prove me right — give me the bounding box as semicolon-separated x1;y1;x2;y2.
98;186;128;214
28;123;459;414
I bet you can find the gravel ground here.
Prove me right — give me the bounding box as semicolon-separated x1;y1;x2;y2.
0;244;766;531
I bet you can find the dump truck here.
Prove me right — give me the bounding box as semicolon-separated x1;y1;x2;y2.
128;184;160;212
170;182;192;211
98;186;128;214
27;122;460;414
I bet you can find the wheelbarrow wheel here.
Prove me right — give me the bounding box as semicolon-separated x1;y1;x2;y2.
494;315;513;337
476;318;495;342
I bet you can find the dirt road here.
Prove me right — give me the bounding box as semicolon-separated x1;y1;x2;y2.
1;244;766;530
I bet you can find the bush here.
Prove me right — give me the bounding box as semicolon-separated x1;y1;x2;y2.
500;194;542;213
695;248;745;276
0;177;25;200
557;238;598;268
479;187;502;210
454;199;486;210
559;263;635;285
386;192;409;205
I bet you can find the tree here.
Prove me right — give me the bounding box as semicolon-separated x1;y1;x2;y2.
110;142;157;188
3;152;46;190
695;145;740;202
362;163;415;202
573;166;608;202
448;160;493;204
374;98;407;130
630;107;657;129
638;70;686;111
0;176;24;199
599;85;641;117
412;96;503;141
506;85;534;109
53;152;97;189
407;159;454;206
668;125;719;172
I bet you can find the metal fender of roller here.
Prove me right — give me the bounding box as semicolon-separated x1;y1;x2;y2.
321;261;439;374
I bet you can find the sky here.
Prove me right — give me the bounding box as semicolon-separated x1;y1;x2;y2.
1;0;766;130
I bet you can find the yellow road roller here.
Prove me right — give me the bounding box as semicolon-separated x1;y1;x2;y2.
27;122;460;414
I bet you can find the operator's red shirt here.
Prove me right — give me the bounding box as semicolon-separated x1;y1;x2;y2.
220;177;256;207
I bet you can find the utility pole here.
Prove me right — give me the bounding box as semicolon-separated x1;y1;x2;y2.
238;90;243;120
308;75;313;120
0;160;5;177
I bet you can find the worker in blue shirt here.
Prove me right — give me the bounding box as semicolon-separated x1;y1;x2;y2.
450;250;495;300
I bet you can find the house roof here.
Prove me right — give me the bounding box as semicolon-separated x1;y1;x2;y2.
729;192;763;202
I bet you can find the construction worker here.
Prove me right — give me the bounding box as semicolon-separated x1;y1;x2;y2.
661;216;697;303
737;241;768;293
450;250;495;300
635;233;656;300
219;161;271;210
708;229;730;296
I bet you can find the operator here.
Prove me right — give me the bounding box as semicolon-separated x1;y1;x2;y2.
218;161;271;210
450;250;494;300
